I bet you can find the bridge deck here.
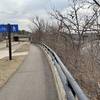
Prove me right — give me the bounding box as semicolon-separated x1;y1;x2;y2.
0;45;58;100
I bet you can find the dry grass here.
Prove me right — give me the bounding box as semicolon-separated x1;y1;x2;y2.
0;55;26;88
37;33;100;100
14;43;30;53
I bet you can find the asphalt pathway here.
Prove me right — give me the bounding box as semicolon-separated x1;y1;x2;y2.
0;44;58;100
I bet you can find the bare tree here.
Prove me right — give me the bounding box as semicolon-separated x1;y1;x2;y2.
31;0;100;99
93;0;100;6
32;16;46;43
50;0;98;68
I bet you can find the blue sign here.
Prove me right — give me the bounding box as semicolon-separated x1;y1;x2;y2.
0;24;19;33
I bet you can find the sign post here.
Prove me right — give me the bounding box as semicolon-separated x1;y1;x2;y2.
8;24;12;60
0;24;19;60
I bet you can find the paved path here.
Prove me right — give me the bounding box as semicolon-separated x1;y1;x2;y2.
0;42;27;59
0;45;58;100
0;41;18;50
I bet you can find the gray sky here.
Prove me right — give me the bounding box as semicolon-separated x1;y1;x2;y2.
0;0;67;31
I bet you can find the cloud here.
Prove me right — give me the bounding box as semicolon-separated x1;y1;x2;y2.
0;0;67;31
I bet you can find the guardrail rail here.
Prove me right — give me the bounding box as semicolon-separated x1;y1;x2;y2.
41;43;89;100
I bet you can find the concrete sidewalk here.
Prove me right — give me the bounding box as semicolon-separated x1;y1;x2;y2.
0;45;58;100
0;41;18;50
0;42;27;59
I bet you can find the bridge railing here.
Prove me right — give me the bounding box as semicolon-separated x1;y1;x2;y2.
41;43;89;100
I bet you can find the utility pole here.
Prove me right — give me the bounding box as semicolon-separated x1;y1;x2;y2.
8;24;12;60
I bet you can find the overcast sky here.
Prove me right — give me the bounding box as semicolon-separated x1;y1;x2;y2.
0;0;68;31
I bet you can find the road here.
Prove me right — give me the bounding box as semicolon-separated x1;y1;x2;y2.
0;44;58;100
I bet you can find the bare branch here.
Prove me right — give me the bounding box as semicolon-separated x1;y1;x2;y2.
93;0;100;7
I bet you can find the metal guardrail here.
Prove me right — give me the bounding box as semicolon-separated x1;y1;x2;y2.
41;43;89;100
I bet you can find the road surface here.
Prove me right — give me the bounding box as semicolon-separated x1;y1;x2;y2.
0;44;58;100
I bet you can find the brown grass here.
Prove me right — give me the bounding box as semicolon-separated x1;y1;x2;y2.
0;55;26;88
14;43;30;53
33;33;100;100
